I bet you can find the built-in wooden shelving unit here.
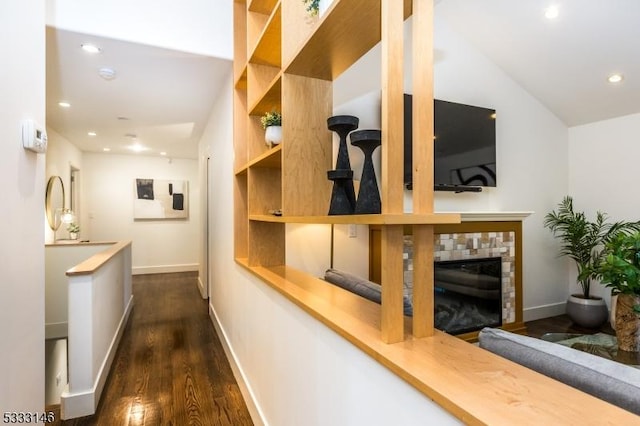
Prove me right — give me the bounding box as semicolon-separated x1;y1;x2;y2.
234;0;459;344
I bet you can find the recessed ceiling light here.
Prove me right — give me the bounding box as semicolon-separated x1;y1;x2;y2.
608;73;624;83
103;147;111;152
160;152;167;156
58;101;71;108
88;131;97;136
544;5;559;19
81;44;101;54
128;143;149;153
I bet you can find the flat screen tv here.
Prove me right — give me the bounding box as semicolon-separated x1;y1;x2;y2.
403;94;496;191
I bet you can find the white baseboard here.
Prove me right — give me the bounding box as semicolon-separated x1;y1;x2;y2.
132;263;199;275
209;303;266;426
197;276;207;299
61;295;134;420
523;301;566;322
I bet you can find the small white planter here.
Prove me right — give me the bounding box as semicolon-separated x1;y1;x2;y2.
265;125;282;147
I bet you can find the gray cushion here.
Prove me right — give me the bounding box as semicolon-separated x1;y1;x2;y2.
324;268;413;316
478;327;640;415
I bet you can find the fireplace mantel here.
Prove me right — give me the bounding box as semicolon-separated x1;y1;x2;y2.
437;211;533;222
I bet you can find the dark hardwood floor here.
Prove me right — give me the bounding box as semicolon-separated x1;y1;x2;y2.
525;313;615;338
56;272;253;426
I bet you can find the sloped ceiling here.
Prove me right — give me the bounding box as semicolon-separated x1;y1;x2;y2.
437;0;640;126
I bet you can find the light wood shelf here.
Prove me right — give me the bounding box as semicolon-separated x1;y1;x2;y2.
284;0;412;81
248;212;461;225
248;0;279;14
236;144;282;176
233;1;248;83
248;72;282;116
248;2;282;68
235;66;248;90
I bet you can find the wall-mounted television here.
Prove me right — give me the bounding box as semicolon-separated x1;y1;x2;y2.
403;94;496;192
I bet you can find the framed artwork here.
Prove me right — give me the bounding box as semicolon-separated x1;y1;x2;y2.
134;178;189;219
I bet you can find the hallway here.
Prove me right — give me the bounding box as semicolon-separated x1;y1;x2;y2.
59;272;253;425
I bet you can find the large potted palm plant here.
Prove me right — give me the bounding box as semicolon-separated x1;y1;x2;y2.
544;196;640;328
596;232;640;352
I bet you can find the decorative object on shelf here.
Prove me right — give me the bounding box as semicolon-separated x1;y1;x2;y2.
302;0;320;16
596;232;640;352
544;196;640;328
61;208;77;240
261;111;282;147
351;129;381;214
327;115;358;215
67;222;80;240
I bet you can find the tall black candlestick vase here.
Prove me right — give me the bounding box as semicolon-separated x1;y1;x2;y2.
351;129;382;214
327;115;359;215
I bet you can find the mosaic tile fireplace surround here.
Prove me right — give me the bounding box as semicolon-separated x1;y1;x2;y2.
370;217;526;338
404;230;517;326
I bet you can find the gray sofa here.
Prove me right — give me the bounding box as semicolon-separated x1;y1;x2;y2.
478;327;640;415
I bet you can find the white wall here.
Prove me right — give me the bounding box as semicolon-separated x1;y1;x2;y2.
0;0;46;414
202;65;460;424
568;112;640;305
82;153;200;274
45;339;67;406
332;16;571;320
45;128;83;242
46;0;232;59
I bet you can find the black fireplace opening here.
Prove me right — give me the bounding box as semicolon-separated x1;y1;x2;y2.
434;257;502;335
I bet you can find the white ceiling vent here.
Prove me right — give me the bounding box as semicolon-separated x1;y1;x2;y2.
98;67;116;81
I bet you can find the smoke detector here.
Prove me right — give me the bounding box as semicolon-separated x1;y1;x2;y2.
98;67;117;81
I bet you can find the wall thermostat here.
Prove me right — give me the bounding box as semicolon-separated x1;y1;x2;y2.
22;119;48;153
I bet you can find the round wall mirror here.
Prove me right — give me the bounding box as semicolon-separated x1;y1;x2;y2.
45;176;65;231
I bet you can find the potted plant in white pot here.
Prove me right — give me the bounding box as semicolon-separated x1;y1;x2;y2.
67;222;80;240
544;196;640;328
261;111;282;148
596;232;640;352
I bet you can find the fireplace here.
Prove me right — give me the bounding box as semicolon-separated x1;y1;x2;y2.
370;218;526;341
434;257;502;334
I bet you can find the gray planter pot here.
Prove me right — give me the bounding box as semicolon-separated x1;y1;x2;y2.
566;295;608;328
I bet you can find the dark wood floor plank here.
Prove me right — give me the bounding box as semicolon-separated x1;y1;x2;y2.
525;313;615;338
58;272;253;426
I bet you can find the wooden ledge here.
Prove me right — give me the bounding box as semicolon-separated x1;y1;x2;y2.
235;259;638;424
248;213;461;225
46;240;118;247
66;241;132;276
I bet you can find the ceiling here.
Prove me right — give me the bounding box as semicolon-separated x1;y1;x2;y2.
46;27;231;160
436;0;640;126
46;1;639;160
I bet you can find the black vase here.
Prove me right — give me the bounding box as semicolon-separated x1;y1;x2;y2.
327;115;359;215
351;129;381;214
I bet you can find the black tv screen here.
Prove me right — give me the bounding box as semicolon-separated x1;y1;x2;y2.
404;94;496;190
